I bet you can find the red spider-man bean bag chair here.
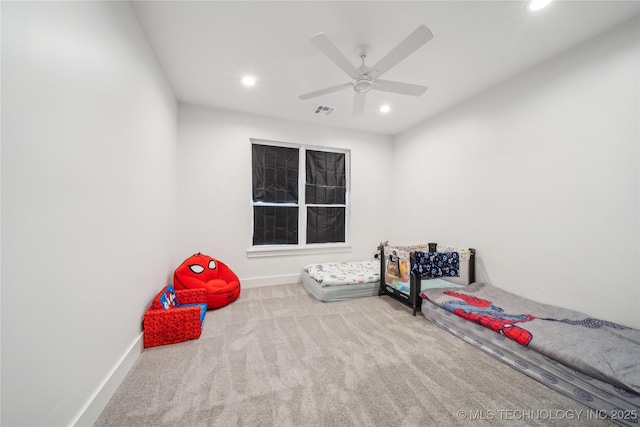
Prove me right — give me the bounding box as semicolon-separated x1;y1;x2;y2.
174;253;241;310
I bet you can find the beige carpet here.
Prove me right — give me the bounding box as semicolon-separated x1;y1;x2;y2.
95;284;612;426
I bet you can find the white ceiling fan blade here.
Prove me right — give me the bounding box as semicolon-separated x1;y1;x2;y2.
310;33;361;79
374;79;428;97
299;82;351;100
370;25;434;79
352;91;367;117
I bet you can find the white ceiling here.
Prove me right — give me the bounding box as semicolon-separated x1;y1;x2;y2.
132;1;639;136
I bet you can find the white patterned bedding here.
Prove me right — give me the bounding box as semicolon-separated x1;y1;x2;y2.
303;260;380;286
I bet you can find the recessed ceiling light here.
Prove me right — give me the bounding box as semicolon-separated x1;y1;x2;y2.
242;75;256;87
380;105;391;113
529;0;552;11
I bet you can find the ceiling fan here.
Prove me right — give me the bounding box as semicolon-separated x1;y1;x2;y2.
299;25;434;117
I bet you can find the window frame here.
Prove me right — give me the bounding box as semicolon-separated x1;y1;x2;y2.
247;138;351;258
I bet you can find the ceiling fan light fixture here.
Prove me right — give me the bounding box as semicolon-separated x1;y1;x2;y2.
352;78;373;93
241;75;256;86
529;0;552;11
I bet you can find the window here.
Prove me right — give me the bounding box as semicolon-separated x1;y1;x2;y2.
251;139;349;251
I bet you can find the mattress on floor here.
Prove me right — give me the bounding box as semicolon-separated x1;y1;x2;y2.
421;298;640;426
422;282;640;394
304;259;380;286
300;270;379;302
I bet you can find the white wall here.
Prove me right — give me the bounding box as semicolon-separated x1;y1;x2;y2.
392;19;639;329
177;105;393;285
1;2;177;426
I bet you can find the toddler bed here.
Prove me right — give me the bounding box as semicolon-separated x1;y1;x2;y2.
379;242;476;314
420;281;640;425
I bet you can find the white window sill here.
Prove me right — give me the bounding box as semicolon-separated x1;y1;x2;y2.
247;244;352;258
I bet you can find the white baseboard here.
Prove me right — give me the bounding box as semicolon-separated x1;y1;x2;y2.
69;275;297;426
72;333;144;426
241;274;301;289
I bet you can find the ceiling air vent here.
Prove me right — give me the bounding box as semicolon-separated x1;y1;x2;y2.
314;105;335;116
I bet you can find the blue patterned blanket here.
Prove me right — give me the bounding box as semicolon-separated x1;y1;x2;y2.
412;251;460;278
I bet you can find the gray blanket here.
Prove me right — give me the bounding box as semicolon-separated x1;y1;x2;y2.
422;282;640;395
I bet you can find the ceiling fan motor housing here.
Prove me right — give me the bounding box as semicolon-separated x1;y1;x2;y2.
352;78;373;93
